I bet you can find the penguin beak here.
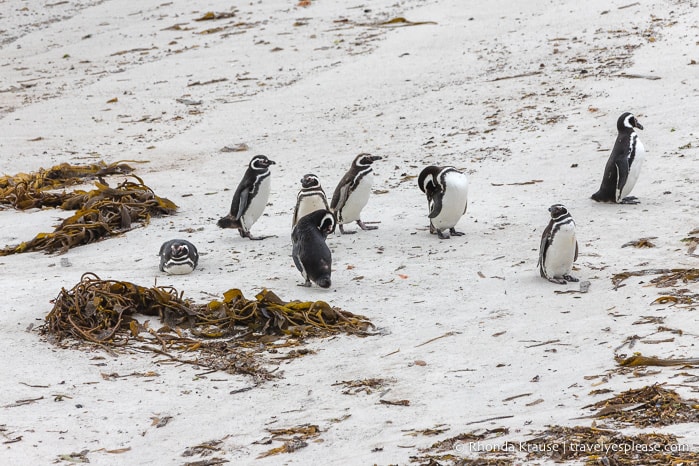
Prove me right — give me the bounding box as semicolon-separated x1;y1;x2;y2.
267;160;276;165
634;121;643;130
371;156;383;161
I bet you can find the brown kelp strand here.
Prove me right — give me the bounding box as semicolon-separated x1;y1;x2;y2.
611;268;699;287
0;161;134;209
42;273;374;378
0;176;177;255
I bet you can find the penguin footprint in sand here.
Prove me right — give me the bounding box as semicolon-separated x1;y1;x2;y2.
538;204;579;285
159;239;199;275
418;165;469;239
331;153;382;234
292;209;335;288
217;155;275;240
591;112;645;204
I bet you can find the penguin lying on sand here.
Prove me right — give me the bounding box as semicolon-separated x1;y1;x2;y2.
331;153;382;234
159;239;199;275
591;112;645;204
292;209;334;288
217;155;275;240
418;165;469;239
538;204;579;285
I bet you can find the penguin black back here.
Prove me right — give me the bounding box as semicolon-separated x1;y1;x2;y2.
291;209;334;288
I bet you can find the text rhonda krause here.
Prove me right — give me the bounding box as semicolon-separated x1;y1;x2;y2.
455;441;693;455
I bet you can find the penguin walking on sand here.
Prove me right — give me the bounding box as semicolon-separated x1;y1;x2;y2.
292;209;335;288
418;165;469;239
159;239;199;275
538;204;579;285
217;155;275;240
591;112;645;204
331;153;382;234
292;174;331;228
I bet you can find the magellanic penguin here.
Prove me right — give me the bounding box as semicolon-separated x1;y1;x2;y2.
159;239;199;275
292;209;335;288
591;112;645;204
217;155;275;240
538;204;579;285
330;153;382;234
292;174;332;229
417;165;469;239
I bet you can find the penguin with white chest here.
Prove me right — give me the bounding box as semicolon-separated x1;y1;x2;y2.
292;174;331;228
159;239;199;275
292;209;335;288
591;112;645;204
331;153;382;234
217;155;275;240
417;165;469;239
538;204;579;285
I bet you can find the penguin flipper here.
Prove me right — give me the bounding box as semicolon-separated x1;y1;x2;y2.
236;187;250;221
331;182;350;211
428;194;443;219
574;241;579;262
538;223;553;277
615;159;630;202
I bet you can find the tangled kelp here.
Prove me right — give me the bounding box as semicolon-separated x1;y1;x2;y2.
0;161;134;209
0;175;176;255
588;384;699;427
611;268;699;287
42;273;374;379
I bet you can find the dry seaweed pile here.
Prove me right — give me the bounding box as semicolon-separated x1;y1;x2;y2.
588;384;699;427
410;428;512;466
0;161;176;255
522;426;699;465
611;268;699;308
42;273;374;380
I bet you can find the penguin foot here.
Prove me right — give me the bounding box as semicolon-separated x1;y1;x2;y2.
547;277;568;285
563;274;579;282
297;279;312;287
357;220;378;231
437;230;451;239
620;196;640;204
449;228;465;236
240;230;275;240
338;224;356;235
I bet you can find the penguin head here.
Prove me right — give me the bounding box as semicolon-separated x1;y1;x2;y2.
548;204;569;218
250;155;276;170
354;153;382;167
300;174;321;189
319;211;336;236
618;112;643;132
418;166;440;195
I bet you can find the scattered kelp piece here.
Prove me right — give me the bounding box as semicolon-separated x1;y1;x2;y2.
0;176;177;256
332;378;387;395
610;268;698;287
377;17;437;27
621;237;656;248
256;424;320;459
522;426;698;465
0;161;134;209
616;353;699;368
588;384;699;427
42;273;373;380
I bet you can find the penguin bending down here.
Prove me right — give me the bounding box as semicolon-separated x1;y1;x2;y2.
217;155;275;240
591;112;645;204
292;174;331;228
292;209;335;288
417;165;469;239
331;153;382;234
159;239;199;275
538;204;579;285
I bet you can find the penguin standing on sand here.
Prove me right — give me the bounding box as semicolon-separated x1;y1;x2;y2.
292;209;335;288
538;204;579;285
159;239;199;275
331;153;382;234
417;165;469;239
591;112;645;204
217;155;275;240
292;174;331;228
